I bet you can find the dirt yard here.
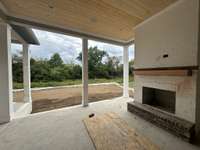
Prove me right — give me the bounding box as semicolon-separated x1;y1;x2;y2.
13;83;134;113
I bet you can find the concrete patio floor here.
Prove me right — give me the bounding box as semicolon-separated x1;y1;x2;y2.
0;97;199;150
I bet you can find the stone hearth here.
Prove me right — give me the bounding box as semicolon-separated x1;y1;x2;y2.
128;101;195;142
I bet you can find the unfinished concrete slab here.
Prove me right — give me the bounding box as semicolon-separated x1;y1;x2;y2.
0;97;199;150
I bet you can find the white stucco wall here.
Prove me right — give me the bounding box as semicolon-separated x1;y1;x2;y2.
196;70;200;132
196;0;200;133
134;0;199;69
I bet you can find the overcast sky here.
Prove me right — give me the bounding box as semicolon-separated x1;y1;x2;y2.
11;29;134;64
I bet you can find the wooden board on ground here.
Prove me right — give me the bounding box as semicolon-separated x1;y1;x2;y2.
83;112;159;150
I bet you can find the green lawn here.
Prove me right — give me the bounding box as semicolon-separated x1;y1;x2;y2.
13;76;134;89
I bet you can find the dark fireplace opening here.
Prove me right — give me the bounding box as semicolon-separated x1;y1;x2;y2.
142;87;175;113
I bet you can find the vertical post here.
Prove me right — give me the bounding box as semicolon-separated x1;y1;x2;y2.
23;44;32;103
82;38;88;106
123;45;129;98
0;23;13;123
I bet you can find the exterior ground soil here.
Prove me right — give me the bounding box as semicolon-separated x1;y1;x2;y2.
13;84;134;113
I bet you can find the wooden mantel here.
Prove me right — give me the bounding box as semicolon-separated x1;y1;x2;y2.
134;66;199;76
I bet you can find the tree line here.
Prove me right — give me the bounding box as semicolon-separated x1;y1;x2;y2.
12;47;134;83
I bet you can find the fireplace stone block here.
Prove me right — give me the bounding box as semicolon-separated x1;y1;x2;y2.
127;101;195;142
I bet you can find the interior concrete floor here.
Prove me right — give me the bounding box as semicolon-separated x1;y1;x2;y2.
0;97;199;150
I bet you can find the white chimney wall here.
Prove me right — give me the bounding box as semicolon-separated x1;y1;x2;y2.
134;0;199;69
134;0;200;133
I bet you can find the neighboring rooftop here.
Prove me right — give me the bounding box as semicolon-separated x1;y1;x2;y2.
11;24;40;45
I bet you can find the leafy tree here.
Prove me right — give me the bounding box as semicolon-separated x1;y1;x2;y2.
31;59;51;82
77;46;108;78
104;56;122;77
50;66;65;81
12;54;23;82
12;50;134;84
49;53;63;67
71;65;82;79
61;64;81;80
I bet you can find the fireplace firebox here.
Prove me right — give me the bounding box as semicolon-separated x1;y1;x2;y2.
142;87;175;113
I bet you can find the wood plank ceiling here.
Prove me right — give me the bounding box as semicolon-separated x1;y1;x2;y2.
2;0;177;42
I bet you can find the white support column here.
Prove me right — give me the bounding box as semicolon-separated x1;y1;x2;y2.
123;45;129;98
23;44;32;103
0;23;13;123
82;38;88;106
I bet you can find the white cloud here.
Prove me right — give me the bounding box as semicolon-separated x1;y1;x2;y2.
11;29;135;64
29;29;82;63
88;40;123;56
11;44;22;56
88;40;134;61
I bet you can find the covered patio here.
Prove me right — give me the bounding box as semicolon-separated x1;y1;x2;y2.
0;0;143;121
0;0;200;149
0;0;179;121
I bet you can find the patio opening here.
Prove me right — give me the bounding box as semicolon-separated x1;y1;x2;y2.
12;28;135;113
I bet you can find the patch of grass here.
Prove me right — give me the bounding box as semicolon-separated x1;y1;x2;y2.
13;76;134;89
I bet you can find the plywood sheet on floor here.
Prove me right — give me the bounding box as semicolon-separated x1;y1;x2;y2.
83;112;159;150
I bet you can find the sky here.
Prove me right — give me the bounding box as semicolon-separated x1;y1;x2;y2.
11;29;135;64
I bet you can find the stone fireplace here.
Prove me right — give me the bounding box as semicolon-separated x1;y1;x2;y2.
133;73;197;123
128;72;198;141
128;0;200;142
